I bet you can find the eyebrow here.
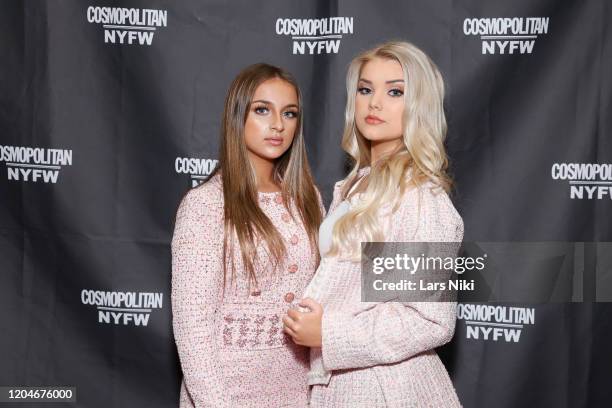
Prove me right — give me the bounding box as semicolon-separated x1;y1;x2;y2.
251;99;299;109
358;78;405;84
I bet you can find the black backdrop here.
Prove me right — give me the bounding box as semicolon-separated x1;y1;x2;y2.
2;1;612;407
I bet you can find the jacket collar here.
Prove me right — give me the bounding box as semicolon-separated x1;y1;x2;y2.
357;166;371;177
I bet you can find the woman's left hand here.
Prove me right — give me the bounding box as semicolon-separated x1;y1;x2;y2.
282;297;323;347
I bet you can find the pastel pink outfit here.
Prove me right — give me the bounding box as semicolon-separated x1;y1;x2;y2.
171;174;323;407
304;167;464;407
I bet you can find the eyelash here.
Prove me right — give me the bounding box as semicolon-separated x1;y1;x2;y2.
357;87;404;97
254;106;298;118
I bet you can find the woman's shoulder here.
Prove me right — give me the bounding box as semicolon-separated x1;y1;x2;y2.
399;181;462;222
332;166;371;192
191;173;223;199
176;174;224;219
379;180;463;243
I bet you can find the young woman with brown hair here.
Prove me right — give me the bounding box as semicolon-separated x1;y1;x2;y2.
171;63;323;407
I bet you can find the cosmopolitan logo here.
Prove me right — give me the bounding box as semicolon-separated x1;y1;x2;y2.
175;157;218;187
87;6;167;45
81;289;163;326
463;17;549;54
457;304;535;343
551;163;612;200
0;145;72;183
276;17;354;55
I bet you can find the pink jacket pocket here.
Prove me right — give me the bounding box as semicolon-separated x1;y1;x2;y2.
216;303;290;350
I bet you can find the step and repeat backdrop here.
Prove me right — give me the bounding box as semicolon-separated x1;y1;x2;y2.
2;0;612;407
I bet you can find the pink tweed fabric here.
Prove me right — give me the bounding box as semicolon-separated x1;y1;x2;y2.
171;174;323;407
305;167;464;408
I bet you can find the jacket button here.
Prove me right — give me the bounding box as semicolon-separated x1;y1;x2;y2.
288;264;298;274
275;194;284;204
251;289;261;296
281;213;291;222
290;235;299;245
284;292;295;303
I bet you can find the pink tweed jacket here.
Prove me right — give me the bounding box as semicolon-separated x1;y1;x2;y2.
305;168;464;408
171;174;322;407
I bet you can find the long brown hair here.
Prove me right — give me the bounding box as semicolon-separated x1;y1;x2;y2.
211;63;321;288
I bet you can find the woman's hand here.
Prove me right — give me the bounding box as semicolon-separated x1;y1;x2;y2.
282;298;323;347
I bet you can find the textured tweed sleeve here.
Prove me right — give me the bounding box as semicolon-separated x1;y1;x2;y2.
171;188;230;407
321;186;464;371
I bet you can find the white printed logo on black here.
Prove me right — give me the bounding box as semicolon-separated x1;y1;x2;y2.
0;145;72;183
457;304;535;343
276;17;354;55
87;6;168;45
81;289;163;326
552;162;612;200
175;157;218;187
463;17;549;54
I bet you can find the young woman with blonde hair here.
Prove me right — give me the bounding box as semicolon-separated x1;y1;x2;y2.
171;63;323;407
283;41;464;407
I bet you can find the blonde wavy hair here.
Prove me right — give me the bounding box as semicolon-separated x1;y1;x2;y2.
327;41;452;260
